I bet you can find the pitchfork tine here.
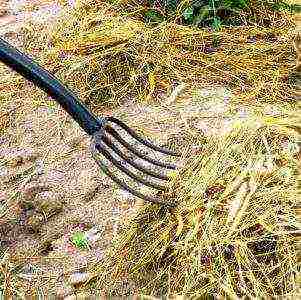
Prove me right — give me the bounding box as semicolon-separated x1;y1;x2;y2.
107;117;179;156
100;131;169;180
94;139;168;191
105;125;177;169
91;143;175;207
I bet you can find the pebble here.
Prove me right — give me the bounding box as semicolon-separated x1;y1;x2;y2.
56;283;74;299
64;296;76;300
35;159;45;175
69;271;95;285
0;166;9;178
84;226;103;243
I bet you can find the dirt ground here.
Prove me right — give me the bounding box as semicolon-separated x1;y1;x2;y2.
0;1;129;297
0;1;226;296
0;0;300;298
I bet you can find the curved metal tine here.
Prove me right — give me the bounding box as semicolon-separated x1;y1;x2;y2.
104;125;177;170
91;147;174;207
101;133;169;181
94;140;167;191
107;117;181;156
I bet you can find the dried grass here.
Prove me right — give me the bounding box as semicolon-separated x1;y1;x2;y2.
18;0;297;113
95;121;300;296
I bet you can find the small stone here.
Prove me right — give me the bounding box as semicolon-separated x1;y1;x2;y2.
35;159;45;175
0;166;8;177
63;295;76;300
0;166;9;184
69;272;94;286
56;283;74;299
247;36;257;43
204;47;216;54
84;227;102;243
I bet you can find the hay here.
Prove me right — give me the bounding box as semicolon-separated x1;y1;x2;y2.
94;121;300;296
17;0;296;113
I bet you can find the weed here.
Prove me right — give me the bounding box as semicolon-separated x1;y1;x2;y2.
71;231;90;250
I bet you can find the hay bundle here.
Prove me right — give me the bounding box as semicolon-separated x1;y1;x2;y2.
95;122;300;296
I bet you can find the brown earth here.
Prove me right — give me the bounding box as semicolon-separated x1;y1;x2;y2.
0;1;133;297
0;1;194;296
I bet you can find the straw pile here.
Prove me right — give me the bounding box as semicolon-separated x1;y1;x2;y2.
18;0;297;114
95;120;300;296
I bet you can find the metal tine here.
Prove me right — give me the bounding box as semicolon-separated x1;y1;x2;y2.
93;138;167;191
107;116;180;156
91;143;175;207
104;125;177;169
100;132;169;181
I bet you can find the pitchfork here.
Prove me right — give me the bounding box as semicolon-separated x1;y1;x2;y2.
0;37;180;207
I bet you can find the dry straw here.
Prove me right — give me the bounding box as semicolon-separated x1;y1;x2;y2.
18;0;297;113
95;121;300;296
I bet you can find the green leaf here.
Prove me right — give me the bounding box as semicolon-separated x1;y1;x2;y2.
71;231;89;249
212;17;222;31
182;6;194;22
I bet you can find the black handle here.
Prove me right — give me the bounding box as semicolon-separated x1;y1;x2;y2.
0;37;103;136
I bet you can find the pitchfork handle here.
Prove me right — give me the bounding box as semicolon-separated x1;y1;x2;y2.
0;37;103;136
